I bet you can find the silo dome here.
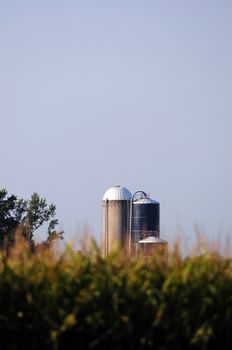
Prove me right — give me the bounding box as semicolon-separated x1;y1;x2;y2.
103;186;132;201
133;198;158;205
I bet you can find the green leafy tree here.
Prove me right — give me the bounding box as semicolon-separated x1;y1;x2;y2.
0;189;27;246
0;189;63;249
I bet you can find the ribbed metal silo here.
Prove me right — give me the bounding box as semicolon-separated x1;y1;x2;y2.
138;236;167;258
129;191;161;256
102;186;132;256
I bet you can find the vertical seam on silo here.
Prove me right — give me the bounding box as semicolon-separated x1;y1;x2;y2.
106;201;108;256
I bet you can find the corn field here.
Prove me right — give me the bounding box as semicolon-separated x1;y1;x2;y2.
0;238;232;350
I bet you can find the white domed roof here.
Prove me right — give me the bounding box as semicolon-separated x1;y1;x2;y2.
103;186;132;201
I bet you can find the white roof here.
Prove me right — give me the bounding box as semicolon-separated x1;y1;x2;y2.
103;186;132;201
133;198;158;204
139;236;167;244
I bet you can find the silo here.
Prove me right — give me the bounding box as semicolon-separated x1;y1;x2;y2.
102;186;132;256
130;191;160;256
138;236;167;258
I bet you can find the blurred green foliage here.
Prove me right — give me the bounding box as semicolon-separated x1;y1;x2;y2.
0;189;63;250
0;241;231;350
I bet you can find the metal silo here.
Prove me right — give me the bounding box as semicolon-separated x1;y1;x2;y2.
102;186;132;256
129;191;160;256
138;236;167;258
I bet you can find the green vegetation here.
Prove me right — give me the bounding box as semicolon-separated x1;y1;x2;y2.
0;240;231;350
0;189;63;250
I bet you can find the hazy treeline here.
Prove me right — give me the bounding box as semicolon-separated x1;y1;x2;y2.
0;188;63;250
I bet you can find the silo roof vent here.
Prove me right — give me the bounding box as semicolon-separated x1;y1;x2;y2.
103;186;132;201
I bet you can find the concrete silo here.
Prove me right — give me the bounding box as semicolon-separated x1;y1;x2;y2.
102;186;132;256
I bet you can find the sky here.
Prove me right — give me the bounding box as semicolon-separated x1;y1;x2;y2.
1;0;232;245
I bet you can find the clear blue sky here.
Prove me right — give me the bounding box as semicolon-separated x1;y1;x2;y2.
1;1;232;244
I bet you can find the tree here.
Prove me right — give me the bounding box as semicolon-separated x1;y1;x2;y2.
0;189;63;249
0;189;26;246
